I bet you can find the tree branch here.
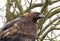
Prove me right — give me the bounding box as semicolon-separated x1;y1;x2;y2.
40;20;60;41
25;3;43;13
14;0;24;14
25;0;60;13
37;17;60;39
47;8;60;18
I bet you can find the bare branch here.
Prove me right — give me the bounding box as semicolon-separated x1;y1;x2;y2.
14;0;24;14
25;0;60;13
47;8;60;18
37;17;60;39
54;28;60;30
27;0;30;4
46;6;60;17
25;3;43;13
52;34;60;39
40;20;60;41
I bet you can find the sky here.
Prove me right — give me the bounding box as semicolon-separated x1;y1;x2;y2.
0;0;7;28
0;0;60;41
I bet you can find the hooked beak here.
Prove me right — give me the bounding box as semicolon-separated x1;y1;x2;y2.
38;14;45;18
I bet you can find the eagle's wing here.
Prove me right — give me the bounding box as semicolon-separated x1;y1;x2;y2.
1;17;21;31
0;19;38;41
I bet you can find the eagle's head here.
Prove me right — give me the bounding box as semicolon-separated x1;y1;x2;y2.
24;12;45;23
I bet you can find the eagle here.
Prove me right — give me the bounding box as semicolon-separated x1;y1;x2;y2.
0;12;45;41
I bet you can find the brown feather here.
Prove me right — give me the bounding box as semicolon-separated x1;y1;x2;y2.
0;12;44;41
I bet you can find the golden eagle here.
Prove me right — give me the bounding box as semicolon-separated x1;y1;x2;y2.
0;12;45;41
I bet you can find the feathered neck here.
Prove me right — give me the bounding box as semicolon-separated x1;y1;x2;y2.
23;13;37;23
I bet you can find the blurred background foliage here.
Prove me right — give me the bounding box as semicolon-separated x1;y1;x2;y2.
0;0;60;41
